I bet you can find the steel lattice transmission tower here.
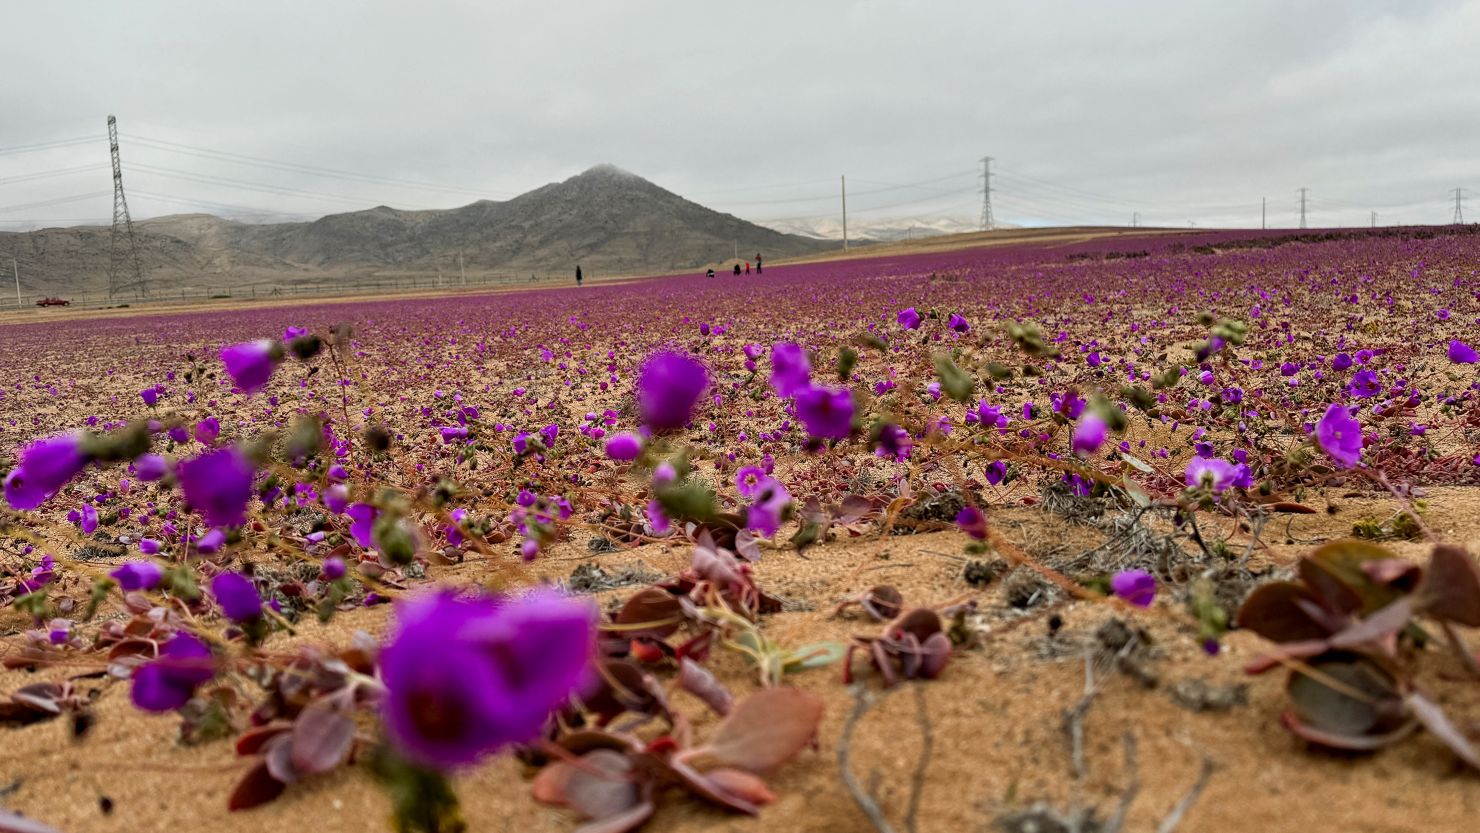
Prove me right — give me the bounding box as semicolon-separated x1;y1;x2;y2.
107;115;146;300
979;156;994;231
1454;187;1466;224
1297;187;1309;229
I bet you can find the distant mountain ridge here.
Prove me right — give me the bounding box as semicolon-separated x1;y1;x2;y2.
0;164;834;293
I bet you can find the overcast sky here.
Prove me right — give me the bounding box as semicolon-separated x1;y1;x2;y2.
2;0;1477;233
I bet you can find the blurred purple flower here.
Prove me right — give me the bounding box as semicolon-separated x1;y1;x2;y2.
637;352;708;432
1185;457;1239;493
604;432;643;461
111;561;164;592
795;386;854;440
1447;340;1478;364
769;342;812;397
178;448;254;527
1110;570;1157;607
210;571;263;622
1071;413;1107;457
948;313;969;333
131;633;215;712
4;433;89;510
221;340;279;395
379;589;595;770
955;505;987;540
897;307;921;330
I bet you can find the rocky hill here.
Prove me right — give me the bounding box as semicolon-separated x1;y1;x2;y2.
0;165;834;293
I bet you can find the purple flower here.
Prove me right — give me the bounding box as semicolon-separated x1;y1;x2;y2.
138;538;162;555
379;589;595;770
1185;457;1239;494
111;561;164;592
735;465;767;498
897;307;921;330
637;352;708;432
1071;413;1107;457
873;423;913;461
1315;404;1363;468
220;340;279;395
1332;352;1353;371
604;432;643;461
324;483;350;514
4;433;89;510
194;528;225;554
1346;369;1381;399
79;504;98;535
948;313;969;333
744;476;792;537
955;505;987;540
769;342;812;397
178;448;255;527
1110;570;1157;607
984;460;1007;485
795;386;854;440
20;555;55;593
347;503;378;548
193;417;221;445
210;571;263;622
322;556;347;581
133;453;169;482
1447;340;1478;364
283;326;308;341
141;387;160;407
131;633;215;712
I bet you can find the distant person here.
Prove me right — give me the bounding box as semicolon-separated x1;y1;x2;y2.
745;261;751;274
755;253;763;274
575;265;583;287
706;268;715;279
733;263;741;276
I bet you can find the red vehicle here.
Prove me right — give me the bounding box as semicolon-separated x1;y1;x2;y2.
35;297;71;307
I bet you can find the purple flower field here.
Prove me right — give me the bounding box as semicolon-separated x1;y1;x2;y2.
2;226;1479;833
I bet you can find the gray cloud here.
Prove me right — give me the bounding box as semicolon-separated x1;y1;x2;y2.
1;0;1475;232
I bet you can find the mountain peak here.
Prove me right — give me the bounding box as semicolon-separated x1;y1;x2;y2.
574;163;638;181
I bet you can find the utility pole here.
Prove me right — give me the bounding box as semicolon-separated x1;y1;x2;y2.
1261;197;1266;229
106;115;146;300
733;239;738;261
1132;212;1139;228
1297;188;1309;229
11;256;18;307
1371;211;1377;228
978;156;994;231
1454;187;1466;224
459;250;466;285
841;175;848;252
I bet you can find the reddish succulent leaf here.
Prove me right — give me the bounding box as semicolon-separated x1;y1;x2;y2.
1327;597;1414;650
1236;582;1334;643
703;767;777;806
532;761;576;806
561;750;642;820
611;588;682;639
8;684;62;715
836;495;875;524
572;800;656;833
0;811;62;833
1287;655;1403;738
733;529;762;563
1267;501;1317;514
234;722;292;756
580;659;667;724
700;687;824;774
862;586;904;621
677;658;734;716
1359;558;1421;591
227;761;287;811
1242;639;1332;674
1418;544;1480;626
290;700;356;774
666;758;762;815
1280;710;1416;752
262;734;300;784
1406;692;1480;770
1300;540;1404;615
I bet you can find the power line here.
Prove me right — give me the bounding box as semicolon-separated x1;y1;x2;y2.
0;136;97;156
125;134;516;199
0;163;111;186
128;162;442;209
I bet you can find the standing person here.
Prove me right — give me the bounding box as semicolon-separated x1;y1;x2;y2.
733;262;741;276
706;267;715;279
745;261;751;274
575;265;583;287
755;253;763;274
